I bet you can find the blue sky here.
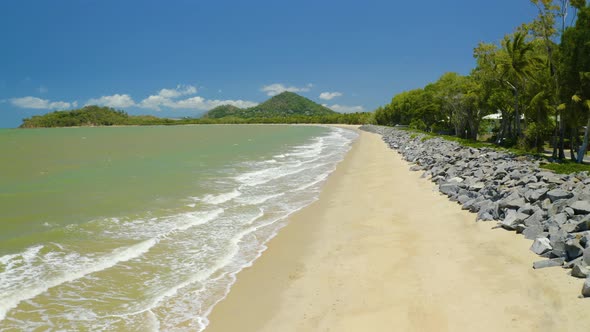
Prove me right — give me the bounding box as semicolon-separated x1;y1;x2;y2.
0;0;538;128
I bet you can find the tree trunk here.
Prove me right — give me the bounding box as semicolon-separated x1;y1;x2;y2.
577;116;590;163
570;127;577;161
514;88;521;138
497;111;508;144
559;116;566;159
552;112;559;158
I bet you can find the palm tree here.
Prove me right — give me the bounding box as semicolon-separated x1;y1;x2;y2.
497;32;544;139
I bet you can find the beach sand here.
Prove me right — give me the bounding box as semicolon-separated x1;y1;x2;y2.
206;128;590;332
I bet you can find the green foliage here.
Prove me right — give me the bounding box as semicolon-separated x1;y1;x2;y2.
409;118;427;131
20;92;376;128
204;92;336;119
20;105;373;128
20;106;139;128
372;0;590;162
202;105;243;118
540;160;590;173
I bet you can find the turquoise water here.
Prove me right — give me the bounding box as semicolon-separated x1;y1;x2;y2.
0;125;357;331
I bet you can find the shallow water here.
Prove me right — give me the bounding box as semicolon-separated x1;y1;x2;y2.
0;125;357;331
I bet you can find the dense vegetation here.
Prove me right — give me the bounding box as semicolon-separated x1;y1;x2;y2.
20;98;374;128
203;105;243;118
374;0;590;163
204;92;336;119
19;106;175;128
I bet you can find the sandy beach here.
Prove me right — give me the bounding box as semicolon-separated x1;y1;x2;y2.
206;128;590;332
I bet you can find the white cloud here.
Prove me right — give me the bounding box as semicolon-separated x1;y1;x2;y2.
86;94;136;108
176;97;258;110
323;104;365;113
319;92;342;100
10;96;75;109
157;84;197;98
139;85;256;111
139;95;258;111
38;86;48;94
261;83;313;96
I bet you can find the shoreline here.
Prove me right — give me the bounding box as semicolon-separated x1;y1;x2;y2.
205;128;590;331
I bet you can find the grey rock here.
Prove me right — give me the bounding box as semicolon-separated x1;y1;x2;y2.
477;201;499;221
584;247;590;265
517;204;535;215
523;225;545;240
546;189;574;202
530;237;553;255
500;209;530;230
503;197;527;210
570;200;590;215
553;213;568;225
572;263;590;278
562;215;590;233
582;277;590;297
533;258;564;269
549;228;568;253
439;184;459;196
457;195;472;205
524;210;545;227
448;177;464;184
499;192;521;208
469;182;485;191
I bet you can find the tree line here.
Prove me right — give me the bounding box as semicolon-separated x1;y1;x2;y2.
20;105;374;128
374;0;590;163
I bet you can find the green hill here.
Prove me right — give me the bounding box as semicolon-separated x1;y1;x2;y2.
204;92;336;119
202;105;243;119
19;105;172;128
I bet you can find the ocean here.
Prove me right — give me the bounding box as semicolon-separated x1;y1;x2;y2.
0;124;357;331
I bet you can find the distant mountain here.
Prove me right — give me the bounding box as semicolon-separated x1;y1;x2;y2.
19;106;171;128
203;92;336;119
202;105;243;119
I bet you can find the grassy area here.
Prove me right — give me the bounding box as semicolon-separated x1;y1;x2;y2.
540;161;590;174
405;128;539;156
399;127;590;174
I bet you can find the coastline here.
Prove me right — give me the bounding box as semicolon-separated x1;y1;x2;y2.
205;128;590;331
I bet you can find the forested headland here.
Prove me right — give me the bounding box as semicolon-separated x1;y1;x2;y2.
374;0;590;163
20;92;374;128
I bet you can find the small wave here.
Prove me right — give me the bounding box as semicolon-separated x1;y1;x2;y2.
0;239;156;321
235;193;284;205
0;208;224;322
201;190;241;205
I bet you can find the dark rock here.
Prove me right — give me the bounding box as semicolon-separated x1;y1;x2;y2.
565;239;585;261
582;277;590;297
572;263;590;278
562;215;590;233
565;207;576;217
570;200;590;215
546;189;574;202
